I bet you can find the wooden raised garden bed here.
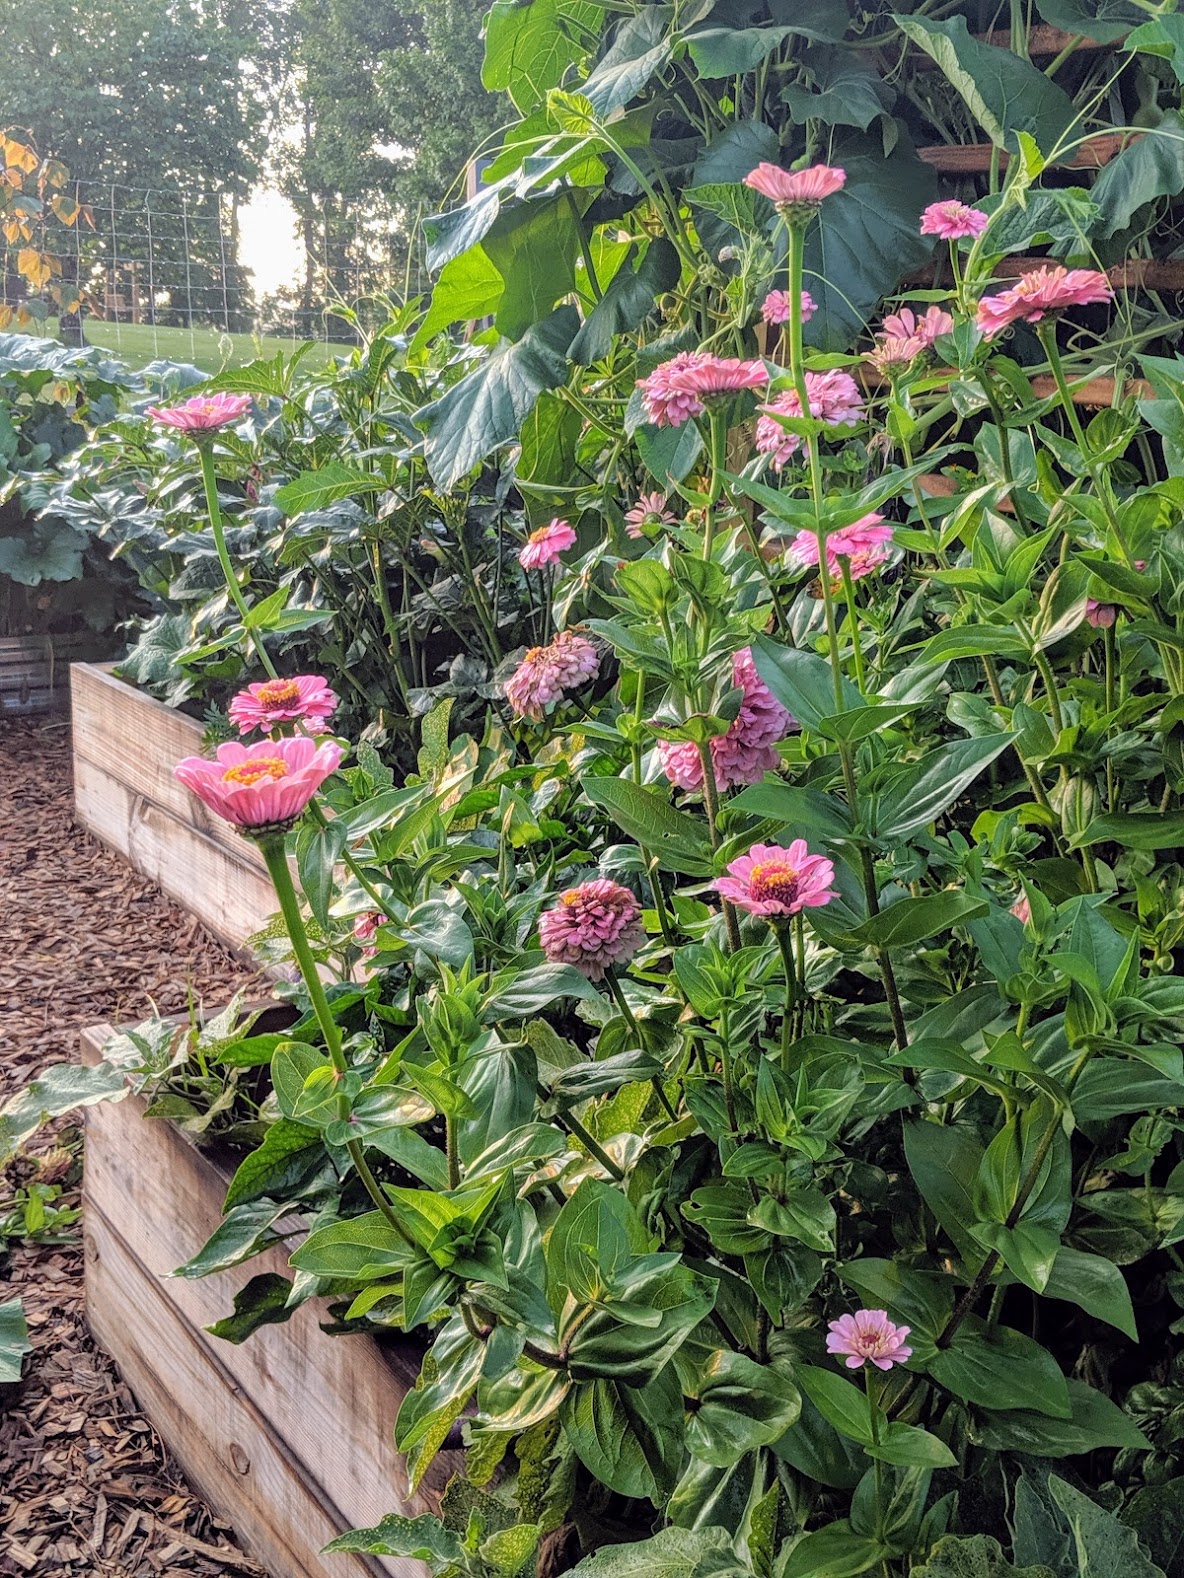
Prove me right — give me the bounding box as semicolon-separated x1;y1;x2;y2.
82;1018;459;1578
71;662;275;953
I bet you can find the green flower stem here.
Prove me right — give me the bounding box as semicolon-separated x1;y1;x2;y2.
974;369;1031;531
607;969;677;1120
558;1104;626;1181
702;408;728;562
697;741;742;953
837;555;869;697
794;914;807;1040
774;922;798;1072
866;1368;885;1539
257;832;412;1245
1037;322;1134;567
1104;622;1117;813
196;443;279;681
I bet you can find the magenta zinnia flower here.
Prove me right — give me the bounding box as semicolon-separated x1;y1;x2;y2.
827;1310;912;1371
504;629;599;721
354;910;382;945
145;392;253;433
228;674;339;736
624;491;677;539
756;371;865;468
881;306;953;348
976;266;1113;338
920;200;989;242
714;839;836;918
761;289;817;327
538;878;644;980
744;163;846;210
658;647;795;793
638;354;766;428
519;518;577;571
788;513;893;586
175;736;343;832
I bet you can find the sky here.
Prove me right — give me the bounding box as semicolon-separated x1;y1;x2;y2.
238;186;304;298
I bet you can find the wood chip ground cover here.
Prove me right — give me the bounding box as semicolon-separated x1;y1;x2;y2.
0;715;269;1577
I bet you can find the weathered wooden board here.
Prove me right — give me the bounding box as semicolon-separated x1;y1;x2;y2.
82;1022;458;1578
71;663;275;952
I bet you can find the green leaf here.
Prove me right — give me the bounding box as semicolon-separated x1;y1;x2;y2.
854;892;988;949
415;245;506;343
797;1365;872;1446
873;735;1012;840
904;1120;986;1267
750;635;862;734
483;0;602;114
1092;113;1184;239
583;775;713;873
205;1273;295;1344
396;1319;486;1489
546;1178;652;1310
837;1261;952;1355
485;195;583;339
417;307;578;489
484;962;602;1017
912;1533;1055;1577
868;1420;957;1470
783;1527;888;1578
1042;0;1144;45
781;45;895;132
1121;1477;1184;1577
570;240;680;366
580;8;673;115
1072;811;1184;851
748;1190;836;1254
686;1352;802;1467
973;1380;1151;1458
926;1317;1070;1419
686;1;849;77
561;1370;683;1500
564;1525;751;1578
1043;1246;1136;1339
0;1060;129;1162
326;1512;466;1570
0;1299;31;1386
288;1210;414;1280
222;1120;323;1212
273;462;382;517
172;1199;293;1279
895;14;1078;155
635;418;703;487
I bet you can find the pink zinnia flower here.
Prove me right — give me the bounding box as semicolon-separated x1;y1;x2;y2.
519;518;577;571
624;491;677;539
827;1310;912;1371
175;736;343;832
755;371;864;468
638;354;766;428
659;647;794;793
504;629;599;721
788;514;893;586
976;266;1113;338
538;878;644;980
714;839;836;918
880;306;953;348
744;163;846;210
1011;892;1032;925
866;333;926;374
145;392;253;433
761;289;817;327
1085;598;1116;628
920;200;989;242
228;674;339;736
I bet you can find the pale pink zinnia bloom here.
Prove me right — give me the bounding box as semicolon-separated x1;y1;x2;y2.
880;306;953;348
638;354;766;428
228;674;339;736
504;629;599;721
755;370;865;468
1010;892;1032;925
744;163;846;209
354;911;382;944
658;647;795;793
175;736;343;831
787;514;893;585
624;492;677;539
827;1309;912;1371
714;839;836;918
760;289;817;327
1085;598;1116;628
976;266;1113;338
920;200;989;242
519;518;577;571
145;392;253;433
867;333;926;374
538;878;644;980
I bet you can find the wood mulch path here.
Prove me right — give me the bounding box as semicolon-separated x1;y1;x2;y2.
0;714;268;1577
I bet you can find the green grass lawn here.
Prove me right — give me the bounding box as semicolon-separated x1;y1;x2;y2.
47;320;356;374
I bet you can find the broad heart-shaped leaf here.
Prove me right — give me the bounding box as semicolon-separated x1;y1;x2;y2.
783;1525;889;1578
801;141;938;352
871;734;1012;841
912;1533;1055;1577
569;239;680;365
484;194;584;340
0;1059;129;1163
205;1273;294;1345
894;14;1077;156
482;0;602;113
325;1512;466;1570
564;1524;751;1578
854;892;988;950
685;1352;802;1467
580;6;673;116
1039;0;1144;44
926;1315;1070;1419
750;634;862;734
972;1378;1151;1458
0;519;87;584
273;463;382;518
416;307;578;489
685;0;849;77
564;1260;718;1384
0;1299;31;1386
1092;113;1184;240
415;243;506;344
582;775;713;874
561;1367;684;1499
781;44;896;132
1042;1245;1137;1340
1121;1478;1184;1577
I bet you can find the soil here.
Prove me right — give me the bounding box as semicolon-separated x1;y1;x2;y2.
0;714;268;1577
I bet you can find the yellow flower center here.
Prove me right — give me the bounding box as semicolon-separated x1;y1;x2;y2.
749;860;799;904
222;756;290;786
255;678;302;706
528;526;552;543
